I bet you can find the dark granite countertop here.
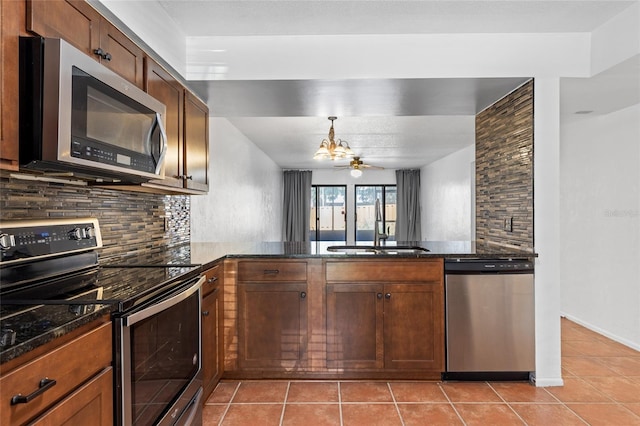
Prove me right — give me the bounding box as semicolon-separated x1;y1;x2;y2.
188;240;536;269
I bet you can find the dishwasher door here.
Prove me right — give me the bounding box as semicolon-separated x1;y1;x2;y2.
445;260;535;376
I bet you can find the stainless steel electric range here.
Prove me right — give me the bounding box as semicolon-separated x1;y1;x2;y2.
0;218;204;425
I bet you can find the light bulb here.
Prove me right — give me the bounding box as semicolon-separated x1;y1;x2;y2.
350;168;363;178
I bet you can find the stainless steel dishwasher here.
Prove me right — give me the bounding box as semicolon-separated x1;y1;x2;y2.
444;258;535;380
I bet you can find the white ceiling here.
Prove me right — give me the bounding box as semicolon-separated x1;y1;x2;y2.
155;0;638;170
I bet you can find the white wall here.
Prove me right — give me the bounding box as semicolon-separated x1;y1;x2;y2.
190;118;283;242
560;103;640;350
421;145;475;241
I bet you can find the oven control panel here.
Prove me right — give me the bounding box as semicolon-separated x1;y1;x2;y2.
0;218;102;264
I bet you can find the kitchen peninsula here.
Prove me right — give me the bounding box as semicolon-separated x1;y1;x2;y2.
0;239;535;424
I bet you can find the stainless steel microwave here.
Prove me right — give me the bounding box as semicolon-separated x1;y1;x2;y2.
19;37;167;183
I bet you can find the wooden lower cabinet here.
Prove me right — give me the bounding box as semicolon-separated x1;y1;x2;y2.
226;258;444;379
237;282;308;369
201;264;224;401
0;318;112;426
327;283;384;369
31;367;113;425
327;281;444;372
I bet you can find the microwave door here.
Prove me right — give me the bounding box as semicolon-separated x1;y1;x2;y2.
149;112;168;176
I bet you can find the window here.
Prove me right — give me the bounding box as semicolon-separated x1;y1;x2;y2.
355;185;397;242
310;186;346;241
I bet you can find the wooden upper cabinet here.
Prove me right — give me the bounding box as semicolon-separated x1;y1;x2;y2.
184;91;209;192
0;0;24;170
27;0;144;88
145;57;185;189
98;19;144;88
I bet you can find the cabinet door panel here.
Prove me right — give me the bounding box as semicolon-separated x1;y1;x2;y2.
184;92;209;192
238;283;307;368
27;0;100;58
1;0;22;170
384;283;444;370
99;19;144;88
202;287;222;399
326;283;383;369
145;58;184;188
31;367;113;426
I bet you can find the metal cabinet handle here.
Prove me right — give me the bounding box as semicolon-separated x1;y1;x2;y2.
11;378;57;405
93;48;111;61
300;292;306;299
385;293;391;299
207;276;218;283
202;311;210;317
263;269;279;275
377;293;383;299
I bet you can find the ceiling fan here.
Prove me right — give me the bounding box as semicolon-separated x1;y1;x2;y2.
334;156;384;177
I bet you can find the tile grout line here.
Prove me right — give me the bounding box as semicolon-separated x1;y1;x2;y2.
486;381;528;425
438;382;467;426
217;381;241;426
337;381;344;426
387;382;406;426
278;381;290;426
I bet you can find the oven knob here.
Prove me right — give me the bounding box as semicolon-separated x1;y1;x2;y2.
0;233;16;250
68;228;86;240
84;227;96;239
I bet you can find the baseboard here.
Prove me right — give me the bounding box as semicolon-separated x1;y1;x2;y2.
532;376;564;387
561;313;640;352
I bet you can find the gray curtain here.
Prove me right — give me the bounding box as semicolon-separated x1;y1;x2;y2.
395;169;422;242
283;170;312;242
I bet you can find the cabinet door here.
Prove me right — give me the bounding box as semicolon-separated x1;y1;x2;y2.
98;19;144;88
27;0;144;88
326;283;384;370
0;0;21;170
202;287;222;399
31;368;113;426
27;0;101;58
183;91;209;192
145;58;184;189
383;283;445;371
238;283;307;369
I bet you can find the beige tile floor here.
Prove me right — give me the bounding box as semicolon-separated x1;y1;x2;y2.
204;318;640;425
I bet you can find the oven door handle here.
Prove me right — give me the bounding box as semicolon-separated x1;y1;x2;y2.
125;275;205;326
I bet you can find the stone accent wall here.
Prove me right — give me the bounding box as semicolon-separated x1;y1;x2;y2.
476;80;534;250
0;176;190;264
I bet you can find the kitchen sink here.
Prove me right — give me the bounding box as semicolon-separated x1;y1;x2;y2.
326;245;430;255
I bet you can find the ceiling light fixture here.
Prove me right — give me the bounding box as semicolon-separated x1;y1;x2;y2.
350;168;363;178
313;116;355;160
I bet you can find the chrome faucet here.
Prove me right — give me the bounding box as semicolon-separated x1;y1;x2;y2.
374;199;388;246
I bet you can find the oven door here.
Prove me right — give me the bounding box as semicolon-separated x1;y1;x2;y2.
116;275;204;426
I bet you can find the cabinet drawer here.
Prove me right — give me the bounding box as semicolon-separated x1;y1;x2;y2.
238;261;307;282
0;322;112;426
202;263;222;296
325;259;443;282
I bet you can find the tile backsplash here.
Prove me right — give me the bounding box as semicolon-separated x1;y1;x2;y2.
475;80;534;250
0;176;190;264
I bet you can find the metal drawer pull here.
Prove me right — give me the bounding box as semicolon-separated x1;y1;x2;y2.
300;292;306;299
202;311;210;316
377;293;383;299
207;276;218;283
385;293;391;299
11;378;57;405
263;269;279;275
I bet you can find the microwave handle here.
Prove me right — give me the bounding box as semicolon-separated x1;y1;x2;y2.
125;275;204;326
153;112;168;175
